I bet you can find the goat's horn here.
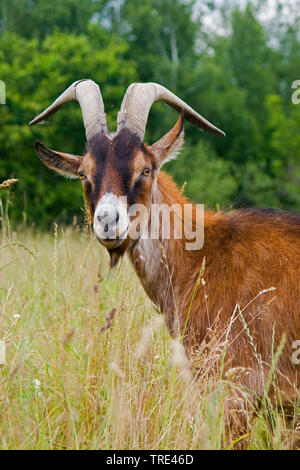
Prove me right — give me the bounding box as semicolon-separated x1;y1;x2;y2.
117;82;225;139
29;79;108;140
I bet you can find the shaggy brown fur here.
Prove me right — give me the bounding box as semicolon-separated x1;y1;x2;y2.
131;171;300;405
34;113;300;432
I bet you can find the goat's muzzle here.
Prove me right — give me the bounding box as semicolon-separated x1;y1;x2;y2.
93;193;129;249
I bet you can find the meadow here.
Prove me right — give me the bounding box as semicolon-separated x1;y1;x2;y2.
0;0;299;451
0;187;298;450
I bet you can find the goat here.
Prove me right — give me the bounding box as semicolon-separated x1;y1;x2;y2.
30;80;300;418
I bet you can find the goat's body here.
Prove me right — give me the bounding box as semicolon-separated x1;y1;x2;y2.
32;79;299;438
129;172;300;401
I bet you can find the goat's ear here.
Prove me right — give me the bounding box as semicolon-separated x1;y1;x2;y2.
148;112;184;167
34;140;82;178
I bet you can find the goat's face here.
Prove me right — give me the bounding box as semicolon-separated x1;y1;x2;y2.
30;80;224;264
81;128;158;252
34;113;184;259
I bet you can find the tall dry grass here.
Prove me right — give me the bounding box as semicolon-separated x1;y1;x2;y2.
0;191;298;449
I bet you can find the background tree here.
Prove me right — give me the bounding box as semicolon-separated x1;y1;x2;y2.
0;0;299;226
0;29;136;225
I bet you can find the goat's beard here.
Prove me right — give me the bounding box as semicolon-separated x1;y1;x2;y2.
108;237;131;268
107;214;149;268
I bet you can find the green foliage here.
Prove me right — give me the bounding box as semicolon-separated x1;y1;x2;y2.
0;0;299;226
0;0;101;38
166;140;237;209
0;29;136;226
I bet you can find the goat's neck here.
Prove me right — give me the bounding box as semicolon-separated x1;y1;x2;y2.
127;171;196;329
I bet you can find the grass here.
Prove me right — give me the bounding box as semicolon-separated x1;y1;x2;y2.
0;196;298;449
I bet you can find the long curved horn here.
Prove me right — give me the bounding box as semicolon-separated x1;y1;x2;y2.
29;79;108;140
117;82;225;139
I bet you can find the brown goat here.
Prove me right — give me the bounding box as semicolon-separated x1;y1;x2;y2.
30;80;300;420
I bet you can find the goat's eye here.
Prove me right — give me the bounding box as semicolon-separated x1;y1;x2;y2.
78;172;85;180
142;168;151;177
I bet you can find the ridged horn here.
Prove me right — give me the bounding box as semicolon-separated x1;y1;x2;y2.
29;79;108;140
117;82;225;140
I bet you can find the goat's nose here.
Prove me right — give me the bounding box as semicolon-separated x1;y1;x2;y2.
97;211;108;223
97;209;119;226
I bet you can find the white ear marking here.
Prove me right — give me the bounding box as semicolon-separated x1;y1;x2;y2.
154;130;184;170
162;132;184;165
148;115;185;170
